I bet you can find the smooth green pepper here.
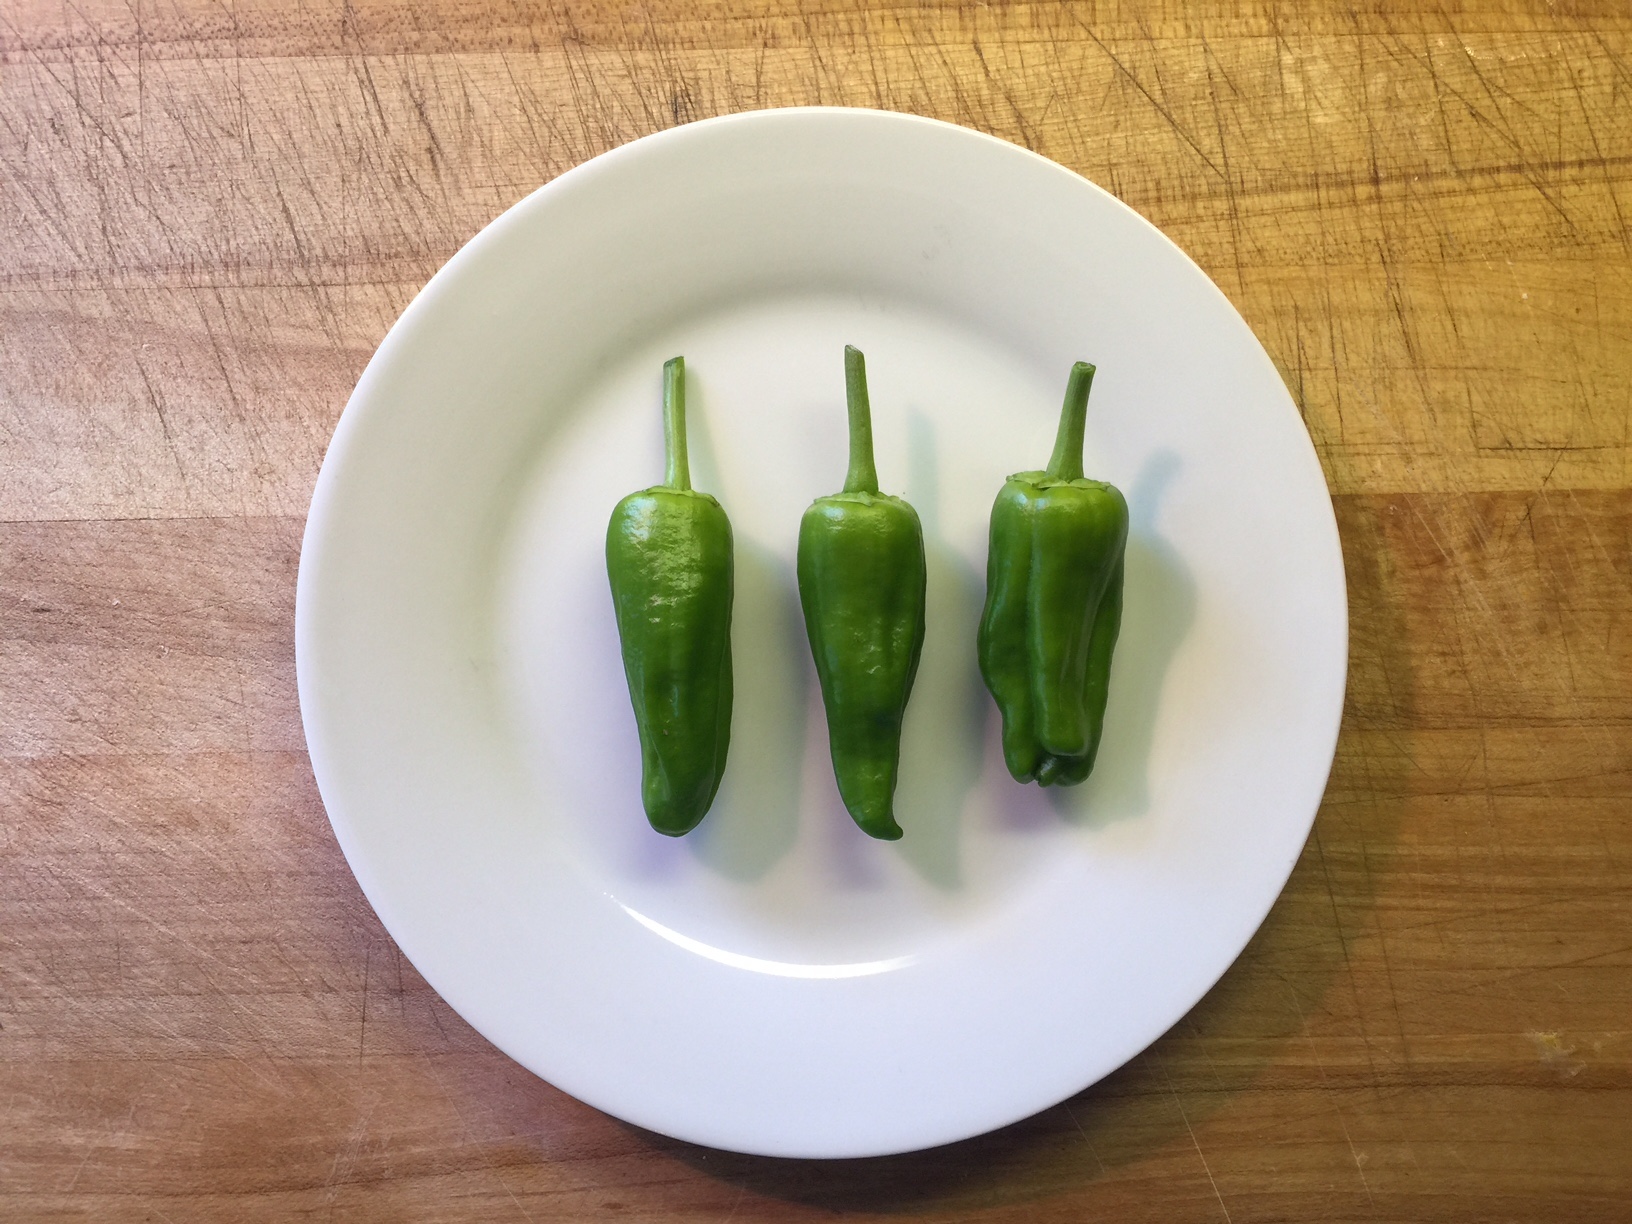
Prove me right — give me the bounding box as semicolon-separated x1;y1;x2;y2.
606;357;734;835
797;346;927;840
977;362;1127;787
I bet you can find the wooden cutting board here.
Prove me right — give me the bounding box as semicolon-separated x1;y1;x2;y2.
3;2;1628;1219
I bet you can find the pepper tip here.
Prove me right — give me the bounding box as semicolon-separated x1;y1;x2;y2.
856;813;903;841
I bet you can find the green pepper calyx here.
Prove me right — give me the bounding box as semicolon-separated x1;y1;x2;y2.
1007;471;1116;492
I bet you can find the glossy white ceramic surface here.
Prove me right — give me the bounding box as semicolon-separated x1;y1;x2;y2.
296;108;1347;1158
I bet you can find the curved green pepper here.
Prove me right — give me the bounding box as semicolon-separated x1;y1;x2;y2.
797;346;927;840
606;357;734;835
977;362;1127;787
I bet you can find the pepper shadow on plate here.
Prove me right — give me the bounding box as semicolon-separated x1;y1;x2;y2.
684;536;809;881
1048;447;1195;828
892;408;989;890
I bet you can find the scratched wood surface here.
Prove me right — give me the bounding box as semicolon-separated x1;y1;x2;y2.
3;1;1630;1220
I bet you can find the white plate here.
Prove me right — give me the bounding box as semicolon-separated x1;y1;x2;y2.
296;108;1346;1159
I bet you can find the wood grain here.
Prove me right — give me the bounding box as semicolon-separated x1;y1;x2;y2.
3;2;1630;1220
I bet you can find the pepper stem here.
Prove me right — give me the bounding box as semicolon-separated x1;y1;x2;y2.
842;345;880;494
662;356;691;491
1045;362;1096;481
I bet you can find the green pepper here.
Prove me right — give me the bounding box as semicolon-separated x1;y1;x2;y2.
797;346;927;841
606;357;734;835
977;362;1127;787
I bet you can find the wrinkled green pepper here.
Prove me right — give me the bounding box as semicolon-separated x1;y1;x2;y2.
797;346;927;840
978;362;1127;787
606;357;734;835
